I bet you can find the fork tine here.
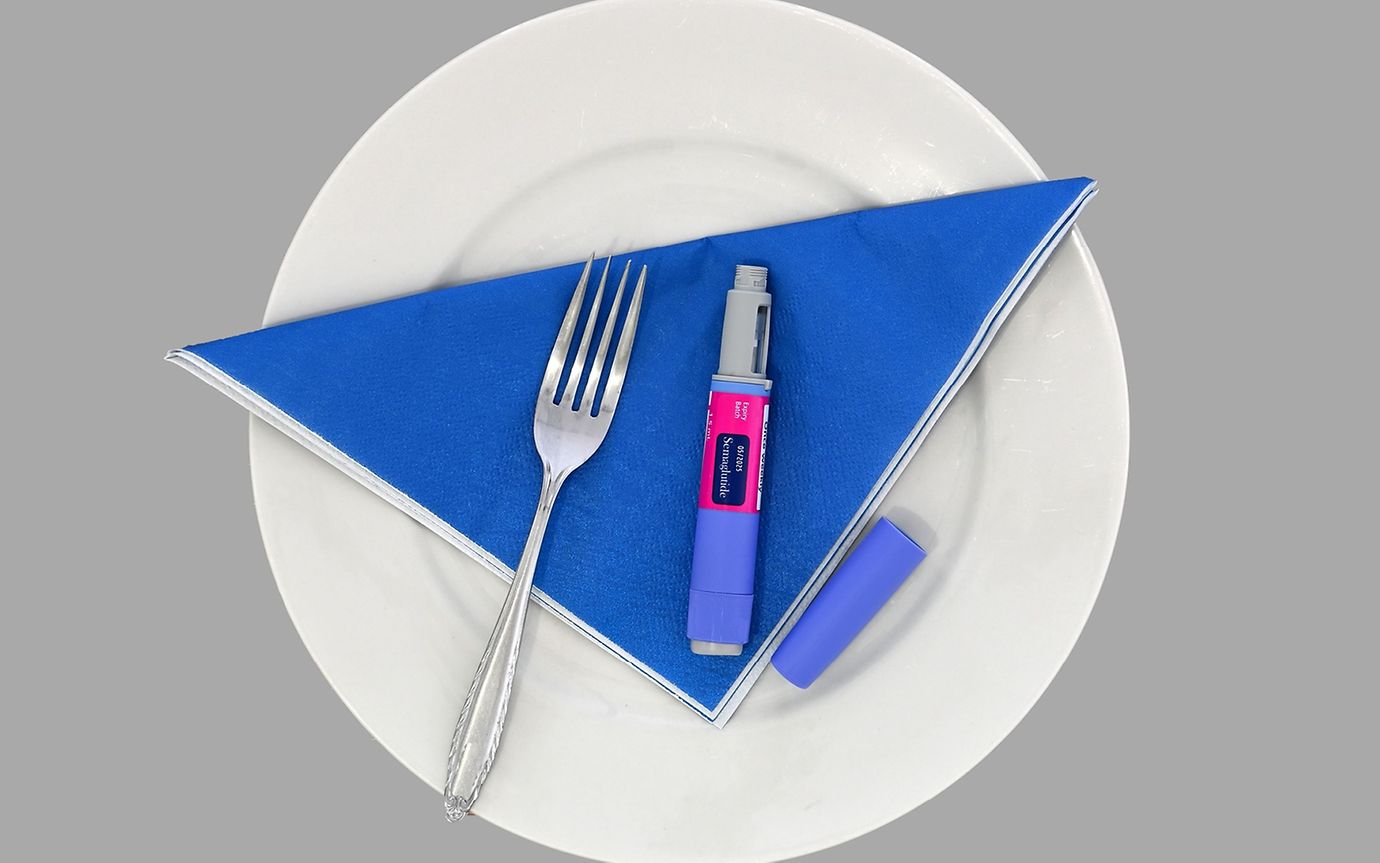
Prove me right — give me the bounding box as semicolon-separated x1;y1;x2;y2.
560;256;611;407
598;264;647;416
582;260;631;415
541;254;594;403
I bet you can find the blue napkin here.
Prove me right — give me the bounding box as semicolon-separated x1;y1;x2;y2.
170;178;1096;724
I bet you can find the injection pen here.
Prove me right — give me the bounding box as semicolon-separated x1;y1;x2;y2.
687;265;773;656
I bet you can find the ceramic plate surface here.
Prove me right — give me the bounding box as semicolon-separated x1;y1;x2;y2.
249;1;1128;859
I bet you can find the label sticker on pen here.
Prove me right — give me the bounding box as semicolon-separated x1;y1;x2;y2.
698;388;769;513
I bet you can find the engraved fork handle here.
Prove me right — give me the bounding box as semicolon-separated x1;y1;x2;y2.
444;466;564;821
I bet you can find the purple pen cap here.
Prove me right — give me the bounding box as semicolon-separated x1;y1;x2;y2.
770;517;927;688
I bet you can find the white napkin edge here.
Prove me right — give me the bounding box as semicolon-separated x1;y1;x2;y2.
711;179;1100;722
164;348;717;721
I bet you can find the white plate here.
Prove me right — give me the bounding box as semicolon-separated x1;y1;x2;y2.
249;0;1128;859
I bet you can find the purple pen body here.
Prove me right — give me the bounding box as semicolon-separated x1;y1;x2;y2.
687;266;773;656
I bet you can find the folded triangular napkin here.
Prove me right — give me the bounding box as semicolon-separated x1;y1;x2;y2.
170;177;1097;723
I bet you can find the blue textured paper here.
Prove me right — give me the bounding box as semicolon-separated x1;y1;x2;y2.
178;178;1095;718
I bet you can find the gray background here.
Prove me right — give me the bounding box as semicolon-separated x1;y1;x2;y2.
3;1;1374;860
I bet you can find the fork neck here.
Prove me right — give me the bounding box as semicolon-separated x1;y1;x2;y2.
512;465;567;590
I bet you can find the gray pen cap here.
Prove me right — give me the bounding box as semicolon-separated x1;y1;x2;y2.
717;265;772;379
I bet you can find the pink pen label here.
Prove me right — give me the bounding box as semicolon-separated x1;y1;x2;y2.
698;389;770;513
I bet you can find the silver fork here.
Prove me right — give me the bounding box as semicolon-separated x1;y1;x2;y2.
443;254;648;822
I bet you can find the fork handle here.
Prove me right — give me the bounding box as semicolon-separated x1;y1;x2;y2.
444;468;562;821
